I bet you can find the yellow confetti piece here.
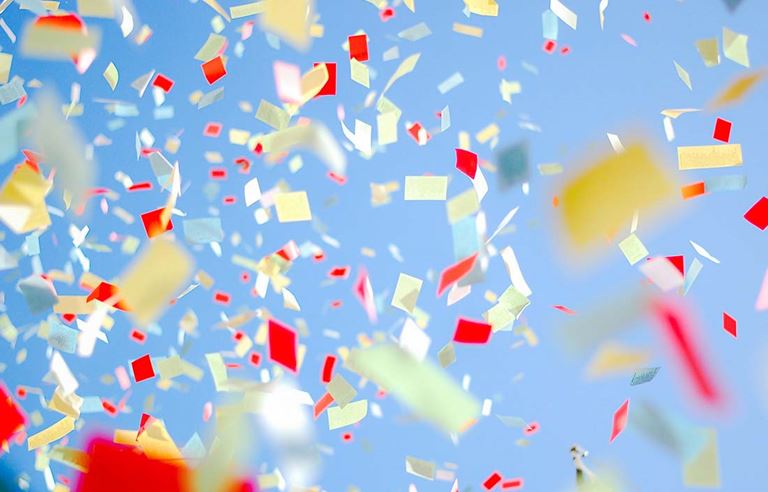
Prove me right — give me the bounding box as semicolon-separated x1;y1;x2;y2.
673;61;692;91
274;191;312;222
119;239;194;327
452;22;483;38
683;429;721;488
391;273;423;314
103;62;118;91
28;416;75;450
475;123;499;144
464;0;498;16
0;53;12;84
695;38;720;67
677;144;742;170
328;400;368;429
559;143;675;249
709;69;767;110
229;1;264;19
261;0;311;51
618;233;649;265
404;176;448;201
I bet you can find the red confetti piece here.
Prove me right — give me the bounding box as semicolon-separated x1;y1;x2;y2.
87;281;130;310
131;354;156;383
713;117;732;143
210;168;227;179
483;471;503;490
140;207;173;238
313;392;334;419
348;34;369;61
643;11;652;22
553;305;576;315
127;182;153;192
453;317;493;344
437;253;478;297
322;355;337;383
497;55;507;70
61;313;76;323
249;352;261;366
723;312;737;338
342;432;353;441
523;421;539;435
203;122;222;137
201;56;227;84
651;300;723;407
327;171;347;185
275;240;301;261
214;291;231;304
455;148;478;179
0;384;25;445
223;195;236;205
268;319;298;372
353;268;378;323
407;122;431;145
745;197;768;230
101;399;118;416
328;266;351;279
130;329;147;344
560;46;570;55
313;62;337;96
666;255;685;276
501;478;524;489
75;438;189;492
152;74;175;93
380;7;395;21
543;40;557;53
609;399;629;443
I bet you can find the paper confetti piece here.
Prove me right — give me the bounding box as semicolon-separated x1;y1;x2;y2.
683;429;721;487
723;312;737;338
28;416;75;450
103;62;118;90
677;144;742;170
268;318;298;372
404;176;448;201
695;38;720;67
609;399;629;443
618;233;649;265
723;27;749;67
274;191;312;222
630;367;660;386
453;317;493;344
673;61;692;90
744;197;768;230
405;456;436;480
327;399;367;429
550;0;577;29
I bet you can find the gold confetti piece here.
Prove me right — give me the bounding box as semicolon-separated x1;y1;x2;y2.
475;123;499;144
559;143;675;249
391;273;423;314
0;163;52;234
446;188;479;224
20;22;101;60
53;296;94;314
28;416;75;450
673;61;692;91
677;144;742;170
618;233;649;265
328;399;368;429
585;342;651;379
404;176;448;201
230;1;264;19
300;62;329;103
103;62;118;91
261;0;311;51
120;239;194;327
683;429;721;488
346;344;480;434
274;191;312;222
48;446;88;472
403;0;415;11
723;27;749;67
709;68;767;110
406;456;436;480
0;53;11;84
695;38;720;67
464;0;498;16
77;0;115;18
452;22;483;38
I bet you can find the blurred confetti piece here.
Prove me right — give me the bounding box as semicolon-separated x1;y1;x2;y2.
346;344;480;434
559;143;675;250
709;69;767;109
260;0;312;51
328;399;367;429
683;429;721;488
630;367;660;386
609;399;629;443
677;144;742;170
119;239;194;327
28;415;75;450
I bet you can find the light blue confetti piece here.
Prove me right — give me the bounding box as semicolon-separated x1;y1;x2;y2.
183;217;224;244
542;9;559;40
704;174;746;193
452;216;479;260
48;320;78;354
154;106;175;120
683;257;703;295
630;367;660;385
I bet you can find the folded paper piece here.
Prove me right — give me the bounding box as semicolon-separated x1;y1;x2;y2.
391;273;422;313
326;373;356;408
0;163;52;234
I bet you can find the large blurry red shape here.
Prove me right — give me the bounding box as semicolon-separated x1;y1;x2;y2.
436;253;478;297
268;319;298;372
141;207;174;238
651;299;724;408
76;438;190;492
0;383;25;445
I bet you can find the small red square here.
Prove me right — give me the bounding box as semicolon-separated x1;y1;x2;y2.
713;118;732;143
723;312;737;338
745;197;768;230
249;352;261;366
152;74;174;93
131;354;156;383
201;56;227;85
543;40;557;53
314;62;337;96
348;34;369;61
203;122;222;137
455;148;478;179
268;319;298;372
214;291;231;304
140;207;173;238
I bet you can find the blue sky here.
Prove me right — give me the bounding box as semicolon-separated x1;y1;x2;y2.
1;0;767;490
